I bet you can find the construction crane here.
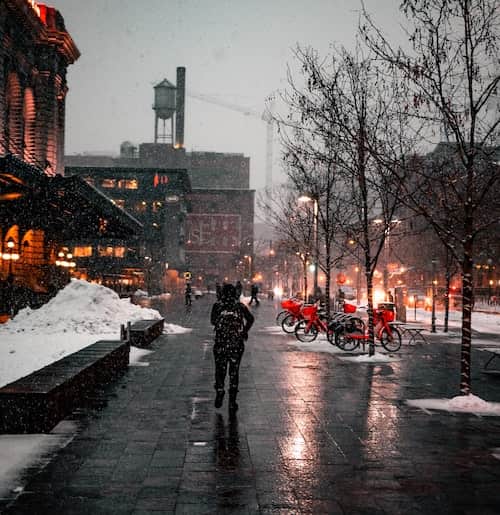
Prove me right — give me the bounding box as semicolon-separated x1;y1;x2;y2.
187;91;274;189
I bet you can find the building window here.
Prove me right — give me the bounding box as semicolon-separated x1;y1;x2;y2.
101;178;116;188
152;201;163;212
98;246;125;258
135;201;147;213
84;176;95;186
73;246;93;257
113;199;126;209
117;178;138;189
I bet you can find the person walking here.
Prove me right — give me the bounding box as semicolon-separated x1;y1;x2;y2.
215;281;222;301
210;283;254;412
249;283;260;305
235;280;243;299
185;282;192;307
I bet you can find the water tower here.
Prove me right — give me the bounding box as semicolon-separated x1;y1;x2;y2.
152;67;185;147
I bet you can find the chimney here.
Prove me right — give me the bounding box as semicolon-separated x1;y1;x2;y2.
175;67;186;148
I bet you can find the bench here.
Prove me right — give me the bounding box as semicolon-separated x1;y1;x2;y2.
128;318;164;347
480;348;500;375
394;324;428;345
0;339;129;434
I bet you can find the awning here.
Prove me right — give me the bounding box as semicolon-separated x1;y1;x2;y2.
0;154;142;240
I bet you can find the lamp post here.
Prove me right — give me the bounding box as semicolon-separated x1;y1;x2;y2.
431;258;438;333
2;238;20;281
244;254;253;283
298;195;319;301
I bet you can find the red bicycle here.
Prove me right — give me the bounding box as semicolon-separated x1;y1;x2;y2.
335;305;402;352
294;302;366;344
279;298;309;334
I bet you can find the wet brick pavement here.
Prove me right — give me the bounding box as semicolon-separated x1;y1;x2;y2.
2;296;500;514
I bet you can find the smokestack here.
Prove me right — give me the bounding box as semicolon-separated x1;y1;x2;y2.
175;67;185;148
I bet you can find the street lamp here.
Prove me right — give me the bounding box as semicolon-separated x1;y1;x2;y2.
298;195;318;301
2;238;20;281
244;254;253;282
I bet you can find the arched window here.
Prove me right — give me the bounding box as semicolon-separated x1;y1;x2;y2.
6;73;23;157
23;88;36;164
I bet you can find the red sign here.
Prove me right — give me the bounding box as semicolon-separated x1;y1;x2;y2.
186;214;241;253
153;173;169;188
336;272;347;285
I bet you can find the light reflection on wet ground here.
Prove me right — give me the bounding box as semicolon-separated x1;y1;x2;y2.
3;295;500;514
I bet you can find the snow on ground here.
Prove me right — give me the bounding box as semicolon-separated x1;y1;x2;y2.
338;352;401;363
0;279;189;388
0;424;77;499
402;307;500;337
0;279;193;499
407;395;500;416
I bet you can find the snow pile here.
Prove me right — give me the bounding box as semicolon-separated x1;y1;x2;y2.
339;352;401;363
407;394;500;416
2;279;161;335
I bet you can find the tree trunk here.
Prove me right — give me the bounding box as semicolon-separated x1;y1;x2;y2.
460;237;474;395
366;271;375;356
444;271;450;333
303;261;308;302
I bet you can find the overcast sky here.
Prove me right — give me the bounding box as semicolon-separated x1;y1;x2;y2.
50;0;404;190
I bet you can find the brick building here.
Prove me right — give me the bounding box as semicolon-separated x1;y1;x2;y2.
0;1;142;318
1;0;79;174
65;166;191;294
66;143;255;290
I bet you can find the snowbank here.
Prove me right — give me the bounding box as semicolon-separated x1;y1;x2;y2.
2;279;161;335
0;279;165;388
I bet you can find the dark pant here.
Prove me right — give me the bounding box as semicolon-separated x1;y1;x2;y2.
213;339;244;392
249;295;259;305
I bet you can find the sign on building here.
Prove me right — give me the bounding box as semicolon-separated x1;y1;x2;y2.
186;214;241;253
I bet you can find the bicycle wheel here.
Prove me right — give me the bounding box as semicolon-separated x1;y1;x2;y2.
281;313;298;334
380;326;401;352
294;320;318;342
344;317;366;334
335;327;361;351
276;310;288;325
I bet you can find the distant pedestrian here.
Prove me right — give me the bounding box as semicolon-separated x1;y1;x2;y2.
235;280;243;299
210;283;254;412
216;281;222;300
185;282;192;307
249;283;260;305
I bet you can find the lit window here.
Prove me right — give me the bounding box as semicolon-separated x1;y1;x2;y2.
98;246;114;257
84;176;95;186
101;178;116;188
114;199;125;209
135;202;147;212
73;246;92;257
152;201;163;212
117;179;138;189
97;246;126;258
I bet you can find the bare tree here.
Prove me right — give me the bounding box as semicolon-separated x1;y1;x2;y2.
276;44;416;355
362;0;500;393
257;184;315;300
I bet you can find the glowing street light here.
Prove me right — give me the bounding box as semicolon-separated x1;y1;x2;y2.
298;195;319;301
2;238;20;280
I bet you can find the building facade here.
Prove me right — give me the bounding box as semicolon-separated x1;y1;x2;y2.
65;166;191;294
66;143;255;290
1;0;79;174
0;2;142;319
